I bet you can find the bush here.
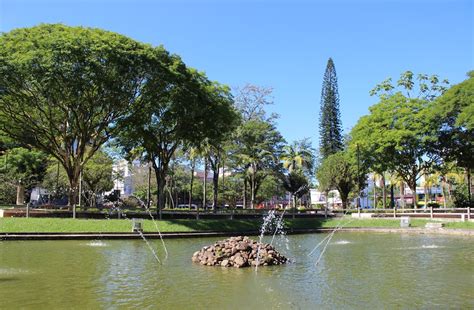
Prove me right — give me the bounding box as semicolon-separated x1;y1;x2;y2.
452;183;474;208
122;196;145;209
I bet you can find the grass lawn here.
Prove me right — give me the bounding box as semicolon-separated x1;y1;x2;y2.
0;217;472;233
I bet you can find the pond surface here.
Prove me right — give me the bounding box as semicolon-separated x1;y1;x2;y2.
0;233;472;309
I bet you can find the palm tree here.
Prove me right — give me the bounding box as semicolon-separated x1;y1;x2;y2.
422;172;439;207
280;139;314;173
237;150;275;209
280;139;314;214
282;170;309;218
186;147;199;211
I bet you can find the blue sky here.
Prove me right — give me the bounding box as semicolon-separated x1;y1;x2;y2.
1;0;472;149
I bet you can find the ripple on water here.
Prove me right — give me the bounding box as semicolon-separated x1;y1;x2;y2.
333;240;351;245
0;268;31;275
394;245;444;250
85;241;108;247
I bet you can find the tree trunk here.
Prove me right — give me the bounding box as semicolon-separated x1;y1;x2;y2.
441;177;447;208
467;168;472;203
147;164;151;208
189;160;195;209
67;176;79;207
292;195;297;219
203;159;207;210
243;178;247;209
212;163;219;213
16;183;25;206
325;191;329;218
424;175;428;208
390;184;395;208
222;158;225;190
410;181;417;208
250;164;256;209
339;189;348;210
373;174;377;209
152;161;166;220
399;181;405;209
382;173;386;208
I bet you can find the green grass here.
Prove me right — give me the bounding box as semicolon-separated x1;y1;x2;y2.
0;217;472;233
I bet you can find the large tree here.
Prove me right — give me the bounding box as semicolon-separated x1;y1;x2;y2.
117;62;239;218
353;71;449;206
232;84;284;208
319;58;343;159
42;149;114;208
316;151;356;209
233;119;284;208
0;24;151;205
429;72;473;202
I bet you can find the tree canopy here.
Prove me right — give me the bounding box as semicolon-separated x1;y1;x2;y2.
116;60;239;215
316;151;356;209
429;73;473;170
0;24;153;205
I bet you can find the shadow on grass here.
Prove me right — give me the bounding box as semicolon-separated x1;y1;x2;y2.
162;218;327;232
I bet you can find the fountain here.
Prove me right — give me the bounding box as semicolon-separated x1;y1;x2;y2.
192;209;290;268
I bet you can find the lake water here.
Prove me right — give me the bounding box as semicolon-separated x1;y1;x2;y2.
0;233;472;309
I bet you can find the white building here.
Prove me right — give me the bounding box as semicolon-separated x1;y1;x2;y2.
111;159;134;197
310;189;342;207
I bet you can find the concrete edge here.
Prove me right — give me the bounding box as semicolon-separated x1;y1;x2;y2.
0;227;472;240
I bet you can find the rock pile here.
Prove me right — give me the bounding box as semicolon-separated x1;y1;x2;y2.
192;236;288;268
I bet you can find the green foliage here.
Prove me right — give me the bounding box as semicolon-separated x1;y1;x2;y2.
282;170;309;198
316;151;357;208
221;174;243;207
0;24;153;204
257;174;286;203
122;196;144;209
451;182;474;208
42;150;114;204
281;138;315;175
429;73;473;171
0;147;48;187
116;60;239;210
319;58;343;159
350;71;449;204
233;118;284;206
0;147;48;203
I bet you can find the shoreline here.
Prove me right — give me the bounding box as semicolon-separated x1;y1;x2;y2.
1;227;472;241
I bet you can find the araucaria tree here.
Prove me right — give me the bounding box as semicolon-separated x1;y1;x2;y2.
0;24;150;205
319;58;343;159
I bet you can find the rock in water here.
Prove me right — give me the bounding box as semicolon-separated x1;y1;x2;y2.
191;236;288;268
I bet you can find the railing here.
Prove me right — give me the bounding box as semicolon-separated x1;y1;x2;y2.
2;204;471;221
347;207;472;220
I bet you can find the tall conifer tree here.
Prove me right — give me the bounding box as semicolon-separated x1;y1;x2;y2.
319;58;343;158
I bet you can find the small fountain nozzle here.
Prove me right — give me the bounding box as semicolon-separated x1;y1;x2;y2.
132;218;144;232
